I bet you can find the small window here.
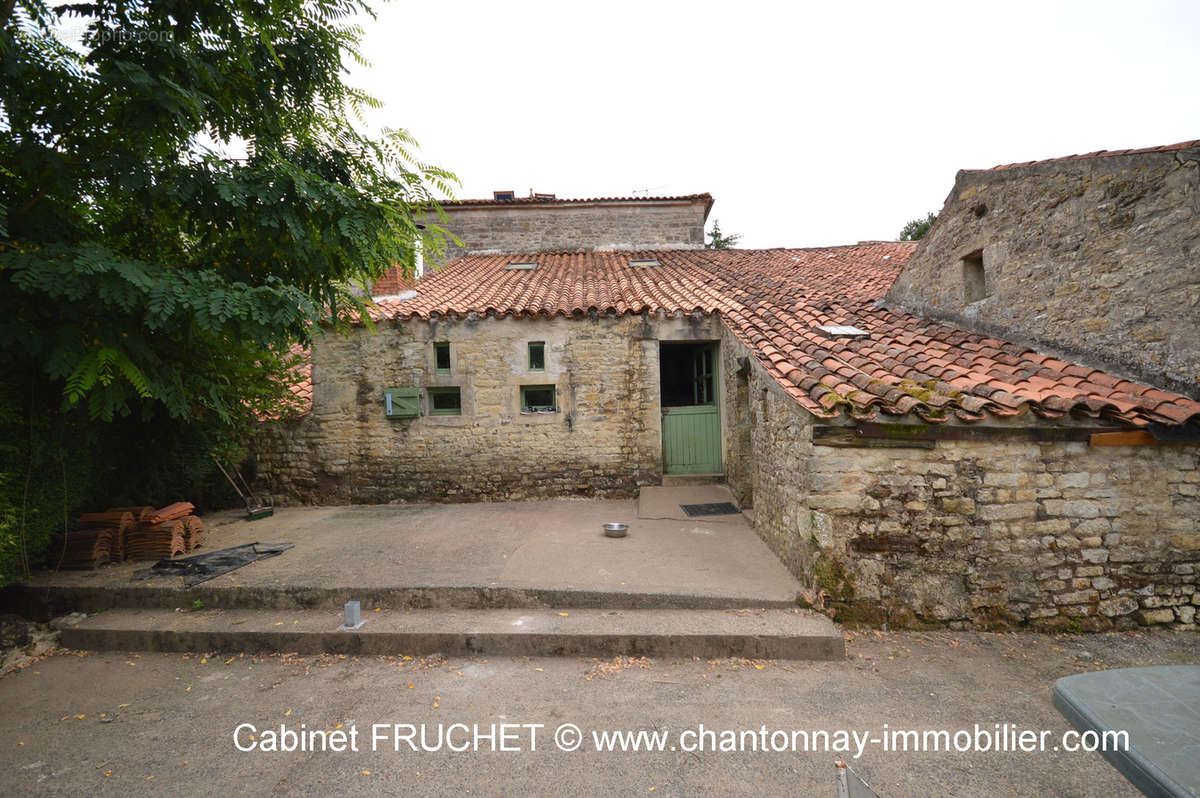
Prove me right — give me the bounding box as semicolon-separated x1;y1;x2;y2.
521;385;557;413
506;261;537;271
629;258;660;268
528;341;545;371
493;190;515;201
434;342;450;373
962;249;987;302
427;387;462;416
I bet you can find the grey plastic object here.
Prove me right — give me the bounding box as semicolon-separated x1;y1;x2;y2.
1052;666;1200;798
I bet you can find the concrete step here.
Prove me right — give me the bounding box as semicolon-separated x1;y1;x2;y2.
5;583;798;619
59;607;844;661
660;474;726;487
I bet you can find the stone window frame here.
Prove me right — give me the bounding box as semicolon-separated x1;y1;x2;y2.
427;386;462;416
520;384;557;414
433;341;451;374
528;341;546;371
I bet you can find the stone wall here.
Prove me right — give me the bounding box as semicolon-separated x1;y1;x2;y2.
257;312;723;504
720;329;821;581
886;145;1200;399
805;437;1199;631
720;345;1199;630
260;310;1198;631
426;198;711;263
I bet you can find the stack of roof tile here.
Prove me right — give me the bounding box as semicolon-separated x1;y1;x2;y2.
54;526;115;569
64;511;136;567
55;503;207;568
124;519;187;561
181;516;205;551
119;502;204;561
106;506;156;524
148;502;195;524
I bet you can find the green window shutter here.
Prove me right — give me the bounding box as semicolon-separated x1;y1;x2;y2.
384;387;420;418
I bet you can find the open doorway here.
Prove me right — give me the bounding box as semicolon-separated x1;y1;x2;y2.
659;342;721;474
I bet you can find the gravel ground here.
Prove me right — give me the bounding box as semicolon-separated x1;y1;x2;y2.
0;628;1196;797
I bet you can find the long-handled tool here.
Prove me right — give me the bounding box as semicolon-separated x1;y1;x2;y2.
212;457;275;521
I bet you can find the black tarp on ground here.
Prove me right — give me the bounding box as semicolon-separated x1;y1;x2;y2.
132;542;294;586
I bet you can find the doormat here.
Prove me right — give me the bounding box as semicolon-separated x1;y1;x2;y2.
680;502;740;517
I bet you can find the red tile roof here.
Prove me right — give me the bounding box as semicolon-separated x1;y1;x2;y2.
371;266;417;297
288;347;312;408
360;246;1200;428
971;140;1199;172
260;344;311;419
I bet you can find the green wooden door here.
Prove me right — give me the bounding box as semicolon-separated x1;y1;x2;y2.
661;343;721;474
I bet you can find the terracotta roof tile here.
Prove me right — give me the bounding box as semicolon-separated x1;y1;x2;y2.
971;140;1199;172
313;245;1200;429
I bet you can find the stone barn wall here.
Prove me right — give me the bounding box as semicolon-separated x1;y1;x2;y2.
720;335;1199;631
426;196;711;263
257;312;723;504
886;144;1200;400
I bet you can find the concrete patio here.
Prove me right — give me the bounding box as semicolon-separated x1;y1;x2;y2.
7;490;840;660
18;491;801;609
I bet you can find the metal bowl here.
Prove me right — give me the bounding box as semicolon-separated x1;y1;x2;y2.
603;522;629;538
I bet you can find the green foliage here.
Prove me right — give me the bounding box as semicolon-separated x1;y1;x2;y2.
899;212;937;241
705;219;741;250
0;0;457;584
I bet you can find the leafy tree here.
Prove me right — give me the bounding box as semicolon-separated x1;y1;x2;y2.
0;0;456;583
705;219;741;249
899;212;937;241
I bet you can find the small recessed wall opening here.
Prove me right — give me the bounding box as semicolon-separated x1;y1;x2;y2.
528;341;545;371
434;341;451;373
962;249;987;302
521;385;557;413
427;387;462;416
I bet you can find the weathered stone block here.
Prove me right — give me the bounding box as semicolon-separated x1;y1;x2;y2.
941;497;976;515
1138;608;1176;625
1056;590;1099;605
979;502;1037;521
1171;534;1200;550
1098;597;1138;617
1042;499;1101;518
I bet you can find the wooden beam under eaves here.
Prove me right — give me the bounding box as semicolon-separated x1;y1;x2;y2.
1089;430;1163;447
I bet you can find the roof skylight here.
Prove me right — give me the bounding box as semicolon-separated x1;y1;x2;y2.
506;261;538;271
629;259;661;268
816;324;869;340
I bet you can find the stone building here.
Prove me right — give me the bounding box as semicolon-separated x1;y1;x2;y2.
886;140;1199;399
259;144;1200;631
434;191;713;257
370;192;713;295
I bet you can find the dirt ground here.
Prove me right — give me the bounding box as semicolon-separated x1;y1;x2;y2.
1;628;1195;797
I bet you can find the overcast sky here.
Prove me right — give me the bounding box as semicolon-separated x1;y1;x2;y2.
352;1;1199;249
